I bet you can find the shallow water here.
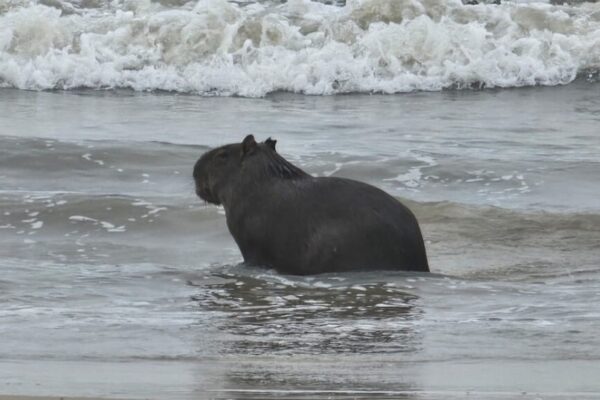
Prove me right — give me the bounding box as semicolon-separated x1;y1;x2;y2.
1;79;600;398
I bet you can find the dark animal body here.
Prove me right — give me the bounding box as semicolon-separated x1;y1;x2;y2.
193;135;429;275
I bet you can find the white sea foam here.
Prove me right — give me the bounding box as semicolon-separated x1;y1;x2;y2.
0;0;599;96
69;215;126;232
30;220;43;229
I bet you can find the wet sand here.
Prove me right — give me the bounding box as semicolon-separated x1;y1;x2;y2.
0;397;125;400
2;357;600;400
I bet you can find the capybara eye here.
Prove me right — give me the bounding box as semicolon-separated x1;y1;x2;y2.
216;151;228;160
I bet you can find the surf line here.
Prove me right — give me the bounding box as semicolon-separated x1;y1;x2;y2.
209;389;600;398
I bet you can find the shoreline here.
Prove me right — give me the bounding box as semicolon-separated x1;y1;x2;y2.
0;397;129;400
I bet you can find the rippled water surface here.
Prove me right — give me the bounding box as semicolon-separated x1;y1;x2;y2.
1;80;600;399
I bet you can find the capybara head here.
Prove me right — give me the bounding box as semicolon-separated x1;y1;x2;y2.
193;135;304;205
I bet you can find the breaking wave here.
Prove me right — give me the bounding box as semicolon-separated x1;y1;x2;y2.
1;0;599;96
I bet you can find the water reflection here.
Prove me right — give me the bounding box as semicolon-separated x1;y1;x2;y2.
190;270;423;356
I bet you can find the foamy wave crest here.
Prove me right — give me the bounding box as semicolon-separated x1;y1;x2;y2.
1;0;599;96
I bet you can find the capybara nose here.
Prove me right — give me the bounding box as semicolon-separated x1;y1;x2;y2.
194;179;214;203
193;159;202;181
194;180;206;198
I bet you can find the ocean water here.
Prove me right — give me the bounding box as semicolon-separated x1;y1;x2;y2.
1;0;600;399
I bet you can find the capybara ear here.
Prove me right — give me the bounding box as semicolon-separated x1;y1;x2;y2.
265;137;277;151
242;134;257;156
